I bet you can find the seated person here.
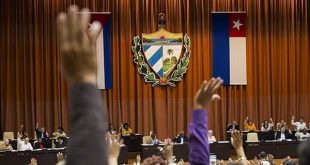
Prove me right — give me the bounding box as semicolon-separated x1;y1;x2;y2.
120;123;133;136
295;128;310;140
107;123;116;134
18;124;28;139
226;120;240;131
17;134;33;151
291;116;307;131
34;138;46;149
208;130;216;142
149;133;163;145
54;137;66;148
276;120;288;131
35;123;49;140
0;139;13;151
173;131;188;143
244;116;257;131
275;126;292;141
53;127;67;139
261;118;274;132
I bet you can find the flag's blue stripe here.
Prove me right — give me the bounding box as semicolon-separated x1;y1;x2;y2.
143;45;151;52
103;18;112;89
212;13;230;85
148;47;162;66
157;68;163;77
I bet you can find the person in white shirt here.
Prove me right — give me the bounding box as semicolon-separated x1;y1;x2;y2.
208;130;217;142
18;135;33;151
291;116;307;131
295;128;310;141
150;133;163;145
261;118;274;132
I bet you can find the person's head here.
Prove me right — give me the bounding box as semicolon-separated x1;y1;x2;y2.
58;127;64;133
264;120;268;124
151;133;156;139
123;123;129;130
41;127;45;132
25;138;30;144
108;123;114;130
208;130;213;136
259;151;267;160
179;131;184;136
299;139;310;165
281;126;286;133
299;117;304;123
29;158;38;165
233;121;237;125
248;120;253;125
281;119;285;123
38;138;42;143
4;139;10;145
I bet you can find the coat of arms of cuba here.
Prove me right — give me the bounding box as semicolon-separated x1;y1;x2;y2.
132;13;191;87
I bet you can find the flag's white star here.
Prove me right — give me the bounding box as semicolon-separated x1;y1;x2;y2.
232;19;243;30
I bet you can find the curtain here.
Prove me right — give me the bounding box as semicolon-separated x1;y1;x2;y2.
0;0;309;140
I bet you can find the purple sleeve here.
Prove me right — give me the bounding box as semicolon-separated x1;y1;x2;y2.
189;109;209;165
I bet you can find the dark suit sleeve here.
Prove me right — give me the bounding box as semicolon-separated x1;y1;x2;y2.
226;125;232;131
66;83;108;165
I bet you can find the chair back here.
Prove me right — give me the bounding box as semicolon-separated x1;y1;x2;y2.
246;132;259;142
3;132;14;140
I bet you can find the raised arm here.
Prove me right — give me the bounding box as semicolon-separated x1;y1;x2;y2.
189;78;223;165
244;116;249;125
291;116;297;125
57;5;107;165
270;118;274;126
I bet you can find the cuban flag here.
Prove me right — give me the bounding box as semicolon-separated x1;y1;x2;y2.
89;13;112;89
212;12;247;85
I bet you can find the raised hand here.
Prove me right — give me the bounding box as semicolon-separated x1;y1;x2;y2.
231;131;243;149
162;138;174;163
57;5;102;85
194;77;223;109
107;133;123;165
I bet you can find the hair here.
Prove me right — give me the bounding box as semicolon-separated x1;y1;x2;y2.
123;123;129;127
58;127;64;132
299;140;310;165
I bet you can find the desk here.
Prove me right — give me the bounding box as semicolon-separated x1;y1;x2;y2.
141;143;188;162
141;141;231;161
209;141;231;160
0;149;64;165
245;140;301;159
0;146;128;165
122;134;143;152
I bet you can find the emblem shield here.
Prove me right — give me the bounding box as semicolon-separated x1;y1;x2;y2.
142;29;183;79
132;13;191;87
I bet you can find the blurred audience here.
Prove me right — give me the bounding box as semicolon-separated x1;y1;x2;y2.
295;128;310;141
34;138;45;149
261;118;274;132
291;116;307;131
53;127;67;139
120;123;133;136
107;123;117;134
226;120;240;131
208;130;217;142
0;139;13;151
174;131;188;144
275;126;293;141
17;133;33;151
18;124;28;139
244;117;257;131
35;123;49;140
277;120;288;131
